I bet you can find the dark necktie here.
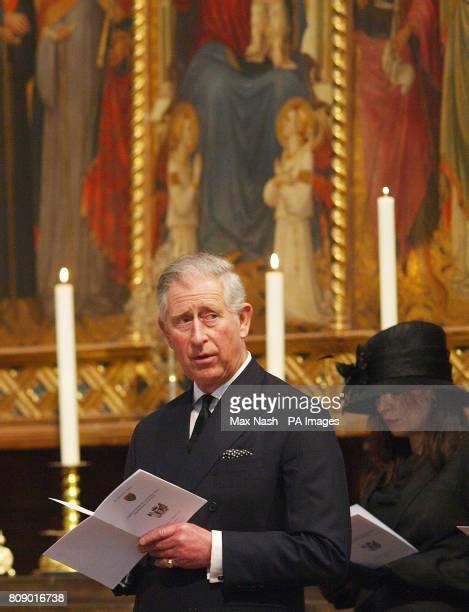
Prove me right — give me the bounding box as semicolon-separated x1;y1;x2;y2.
187;394;214;452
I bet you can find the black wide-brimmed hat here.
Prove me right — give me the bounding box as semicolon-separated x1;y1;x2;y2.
337;321;469;413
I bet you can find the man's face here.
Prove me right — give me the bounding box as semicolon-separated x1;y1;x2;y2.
159;275;253;393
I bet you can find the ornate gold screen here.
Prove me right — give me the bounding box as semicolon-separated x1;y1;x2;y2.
0;0;467;451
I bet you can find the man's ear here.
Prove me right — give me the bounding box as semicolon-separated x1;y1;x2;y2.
159;318;173;348
238;303;253;339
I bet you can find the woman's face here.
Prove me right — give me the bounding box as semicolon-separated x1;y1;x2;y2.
376;389;433;436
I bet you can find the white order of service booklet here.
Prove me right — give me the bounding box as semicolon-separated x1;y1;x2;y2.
43;469;207;588
350;504;417;568
458;526;469;535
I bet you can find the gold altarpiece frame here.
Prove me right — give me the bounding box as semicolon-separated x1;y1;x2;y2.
0;0;467;451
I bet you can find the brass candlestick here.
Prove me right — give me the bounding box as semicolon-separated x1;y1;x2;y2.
38;463;87;573
60;465;81;533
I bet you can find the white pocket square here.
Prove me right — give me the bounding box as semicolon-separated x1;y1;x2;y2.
221;449;253;461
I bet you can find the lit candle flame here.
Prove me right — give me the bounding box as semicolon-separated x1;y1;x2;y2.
59;267;70;283
382;186;390;196
270;253;280;270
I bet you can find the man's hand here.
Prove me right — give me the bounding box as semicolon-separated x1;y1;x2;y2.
139;523;212;570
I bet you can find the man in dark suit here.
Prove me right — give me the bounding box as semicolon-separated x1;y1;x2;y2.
118;252;350;611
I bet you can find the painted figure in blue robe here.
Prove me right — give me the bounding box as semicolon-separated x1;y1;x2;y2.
174;0;310;260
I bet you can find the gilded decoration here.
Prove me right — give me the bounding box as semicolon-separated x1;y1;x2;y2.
330;0;349;330
1;340;467;449
0;352;168;449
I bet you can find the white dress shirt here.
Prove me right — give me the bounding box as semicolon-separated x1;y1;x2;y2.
191;352;252;583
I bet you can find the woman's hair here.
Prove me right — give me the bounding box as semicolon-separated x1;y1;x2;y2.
360;390;468;494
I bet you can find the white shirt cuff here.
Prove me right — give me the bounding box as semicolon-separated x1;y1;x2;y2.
207;530;223;583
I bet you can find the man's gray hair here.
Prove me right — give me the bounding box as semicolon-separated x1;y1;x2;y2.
157;253;247;320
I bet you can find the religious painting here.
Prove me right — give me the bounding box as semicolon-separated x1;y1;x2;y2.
146;0;336;332
349;0;469;328
0;0;133;346
0;0;36;303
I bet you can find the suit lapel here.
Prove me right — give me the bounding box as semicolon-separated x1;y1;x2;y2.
176;358;266;492
363;461;436;531
176;405;246;491
153;390;193;486
389;461;436;531
361;472;385;508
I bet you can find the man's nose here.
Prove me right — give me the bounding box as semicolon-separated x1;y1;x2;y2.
190;318;207;345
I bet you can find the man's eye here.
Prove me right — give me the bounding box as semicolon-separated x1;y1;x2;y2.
176;316;192;326
204;313;218;321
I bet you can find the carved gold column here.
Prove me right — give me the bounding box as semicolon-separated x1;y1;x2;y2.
330;0;349;331
131;0;147;289
130;0;153;341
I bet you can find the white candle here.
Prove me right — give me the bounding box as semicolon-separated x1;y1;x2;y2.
266;253;285;379
377;187;398;329
54;267;80;466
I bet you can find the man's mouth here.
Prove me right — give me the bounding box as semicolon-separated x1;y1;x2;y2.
192;354;216;364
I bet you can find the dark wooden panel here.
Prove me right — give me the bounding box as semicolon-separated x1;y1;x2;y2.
0;446;128;575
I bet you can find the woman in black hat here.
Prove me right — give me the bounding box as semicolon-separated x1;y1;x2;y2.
325;321;469;611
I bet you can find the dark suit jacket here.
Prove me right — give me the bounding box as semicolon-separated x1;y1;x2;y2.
120;358;350;611
327;443;469;611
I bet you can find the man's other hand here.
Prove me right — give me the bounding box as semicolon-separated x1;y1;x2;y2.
139;523;212;570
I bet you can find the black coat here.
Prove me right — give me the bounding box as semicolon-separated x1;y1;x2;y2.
119;358;350;611
326;442;469;611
